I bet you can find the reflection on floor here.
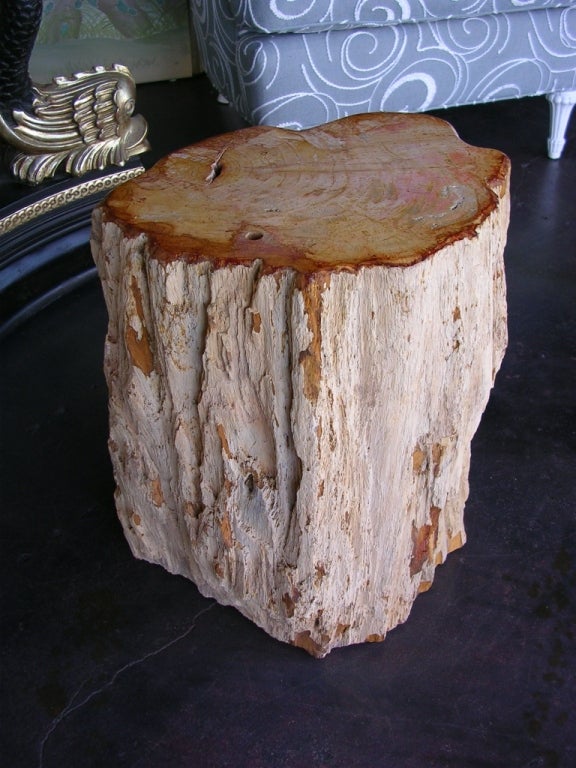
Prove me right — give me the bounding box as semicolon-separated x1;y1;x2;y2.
1;77;575;768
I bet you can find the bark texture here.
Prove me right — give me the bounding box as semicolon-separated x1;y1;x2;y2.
92;114;510;656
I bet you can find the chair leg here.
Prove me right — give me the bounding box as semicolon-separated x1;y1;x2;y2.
546;90;576;159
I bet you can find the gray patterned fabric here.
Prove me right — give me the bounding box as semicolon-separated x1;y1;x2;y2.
190;0;576;154
223;0;571;33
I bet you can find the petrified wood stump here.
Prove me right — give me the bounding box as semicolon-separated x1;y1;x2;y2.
91;114;509;657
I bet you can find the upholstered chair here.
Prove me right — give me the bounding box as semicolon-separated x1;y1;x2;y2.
190;0;576;158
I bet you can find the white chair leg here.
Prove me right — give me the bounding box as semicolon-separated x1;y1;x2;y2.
546;90;576;159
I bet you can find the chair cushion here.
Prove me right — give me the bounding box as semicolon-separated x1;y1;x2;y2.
226;0;574;34
233;8;576;126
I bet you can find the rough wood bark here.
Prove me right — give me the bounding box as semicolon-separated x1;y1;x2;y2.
91;114;510;657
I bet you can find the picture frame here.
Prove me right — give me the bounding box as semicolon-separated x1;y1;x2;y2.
29;0;200;84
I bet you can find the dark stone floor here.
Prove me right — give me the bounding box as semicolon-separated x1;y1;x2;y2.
1;77;575;768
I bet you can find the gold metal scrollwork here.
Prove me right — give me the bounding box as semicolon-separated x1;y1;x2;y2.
0;64;149;185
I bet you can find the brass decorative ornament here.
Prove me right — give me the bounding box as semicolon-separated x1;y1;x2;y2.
0;65;149;184
0;0;149;185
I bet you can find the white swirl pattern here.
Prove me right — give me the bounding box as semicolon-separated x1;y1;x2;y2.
190;1;576;150
223;0;571;32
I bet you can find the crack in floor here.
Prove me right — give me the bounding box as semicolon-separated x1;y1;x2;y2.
37;601;217;768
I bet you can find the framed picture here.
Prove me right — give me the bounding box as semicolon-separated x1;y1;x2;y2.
29;0;200;84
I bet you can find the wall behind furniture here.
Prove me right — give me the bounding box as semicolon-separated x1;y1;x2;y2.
29;0;203;84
